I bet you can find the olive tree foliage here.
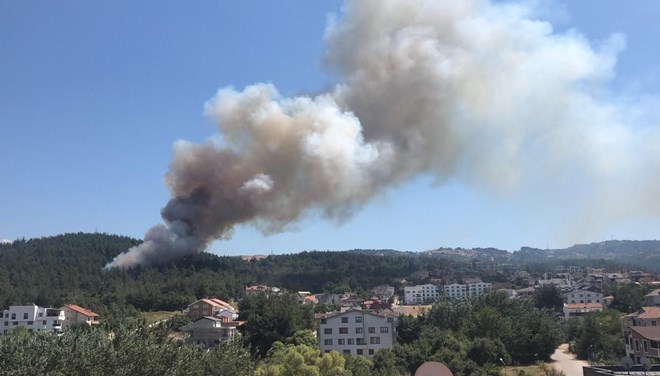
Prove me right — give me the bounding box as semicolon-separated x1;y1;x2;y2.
0;323;255;376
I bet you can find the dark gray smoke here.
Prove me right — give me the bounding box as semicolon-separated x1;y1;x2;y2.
105;0;660;269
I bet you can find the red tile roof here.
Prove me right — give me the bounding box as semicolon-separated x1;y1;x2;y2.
638;306;660;319
630;326;660;342
64;304;98;317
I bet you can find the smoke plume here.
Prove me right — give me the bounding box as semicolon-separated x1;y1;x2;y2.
105;0;660;269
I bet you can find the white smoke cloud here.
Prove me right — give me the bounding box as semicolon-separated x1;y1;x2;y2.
105;0;660;269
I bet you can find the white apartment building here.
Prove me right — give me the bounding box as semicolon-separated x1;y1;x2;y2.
444;281;492;299
468;281;492;297
1;305;66;335
444;283;468;299
403;284;440;305
317;309;398;358
563;290;603;305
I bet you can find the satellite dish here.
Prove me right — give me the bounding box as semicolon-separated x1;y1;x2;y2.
640;356;652;371
620;356;634;370
415;362;454;376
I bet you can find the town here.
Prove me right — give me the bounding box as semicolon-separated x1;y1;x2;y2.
2;234;660;375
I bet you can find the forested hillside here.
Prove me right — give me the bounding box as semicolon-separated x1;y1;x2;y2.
0;233;447;314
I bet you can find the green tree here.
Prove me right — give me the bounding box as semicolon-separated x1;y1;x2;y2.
239;292;315;357
533;285;563;312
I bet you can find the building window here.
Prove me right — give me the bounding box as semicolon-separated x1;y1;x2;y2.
347;339;354;345
339;327;348;334
356;327;362;334
644;341;649;353
357;349;363;355
321;319;327;324
369;349;374;355
387;317;394;322
343;349;350;354
380;327;389;333
23;313;28;320
653;321;657;326
38;313;43;317
651;341;659;349
11;314;15;320
355;316;362;323
43;321;46;325
12;322;17;326
338;339;345;345
368;327;375;334
27;321;33;325
370;337;380;344
356;338;365;345
324;339;332;346
341;317;348;323
324;328;332;335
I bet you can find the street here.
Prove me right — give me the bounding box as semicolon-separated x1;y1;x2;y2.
551;344;588;376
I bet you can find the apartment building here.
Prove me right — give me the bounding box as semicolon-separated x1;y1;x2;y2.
563;290;603;305
317;309;398;358
623;307;660;364
444;280;492;299
444;283;468;299
403;284;440;305
1;305;66;335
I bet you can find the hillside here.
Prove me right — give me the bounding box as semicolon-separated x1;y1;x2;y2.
512;240;660;272
0;233;448;314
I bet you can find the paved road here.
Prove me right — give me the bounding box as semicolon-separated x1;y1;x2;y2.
550;344;588;376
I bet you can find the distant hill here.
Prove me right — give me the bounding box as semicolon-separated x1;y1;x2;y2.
512;240;660;272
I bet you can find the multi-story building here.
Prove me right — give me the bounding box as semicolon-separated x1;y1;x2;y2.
369;285;395;303
644;289;660;307
623;307;660;364
563;290;603;305
404;284;440;305
562;303;603;321
444;283;468;299
61;304;100;328
180;316;243;349
1;305;66;335
443;280;492;299
185;298;237;322
466;279;492;297
317;309;398;358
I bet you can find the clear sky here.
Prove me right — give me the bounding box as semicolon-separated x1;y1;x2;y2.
2;1;660;255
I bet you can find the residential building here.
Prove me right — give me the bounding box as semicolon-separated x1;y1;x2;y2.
186;298;238;322
1;305;66;335
444;283;468;299
562;303;603;321
180;316;243;349
245;285;281;296
61;304;100;328
466;279;492;297
369;285;395;302
316;309;398;358
644;289;660;307
315;293;350;305
623;307;660;364
443;280;492;299
563;290;603;305
404;284;440;305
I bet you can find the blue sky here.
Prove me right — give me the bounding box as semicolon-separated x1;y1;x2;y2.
2;1;660;254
